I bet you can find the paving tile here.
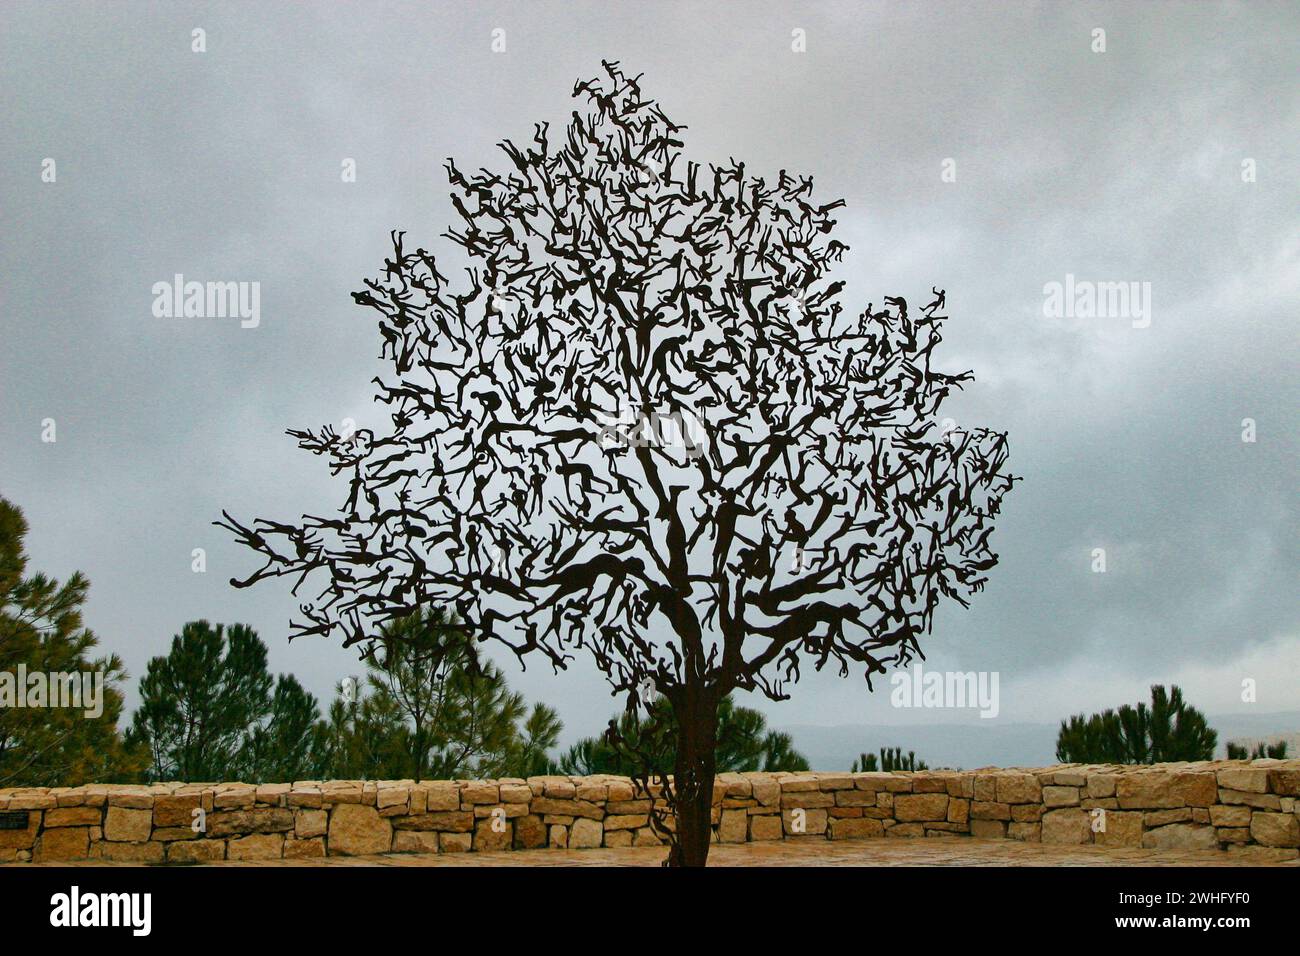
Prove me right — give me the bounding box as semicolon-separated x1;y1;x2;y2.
12;838;1297;867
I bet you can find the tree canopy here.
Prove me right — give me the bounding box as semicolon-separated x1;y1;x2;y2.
559;693;809;775
1055;684;1217;764
127;621;323;781
324;606;562;780
0;497;143;786
218;60;1014;864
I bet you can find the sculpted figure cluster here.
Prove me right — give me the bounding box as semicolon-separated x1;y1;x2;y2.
220;60;1014;865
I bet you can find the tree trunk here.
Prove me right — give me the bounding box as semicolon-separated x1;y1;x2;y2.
412;720;425;782
666;686;718;867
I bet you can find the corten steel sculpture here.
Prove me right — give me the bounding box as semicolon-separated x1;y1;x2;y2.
219;61;1015;866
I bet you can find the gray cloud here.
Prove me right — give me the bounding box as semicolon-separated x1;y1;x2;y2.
2;1;1296;755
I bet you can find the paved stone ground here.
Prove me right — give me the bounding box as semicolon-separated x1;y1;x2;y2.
17;839;1299;867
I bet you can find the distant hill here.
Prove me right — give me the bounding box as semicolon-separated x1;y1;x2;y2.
777;711;1300;770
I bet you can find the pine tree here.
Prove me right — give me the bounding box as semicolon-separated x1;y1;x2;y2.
0;498;144;786
240;674;331;782
508;703;564;778
128;621;275;781
320;684;406;780
321;607;561;780
852;747;929;772
1226;740;1288;760
558;694;808;775
1055;684;1217;764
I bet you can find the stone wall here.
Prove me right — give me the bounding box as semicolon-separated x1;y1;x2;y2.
2;759;1297;863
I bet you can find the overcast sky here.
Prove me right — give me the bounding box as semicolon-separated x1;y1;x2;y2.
3;1;1296;754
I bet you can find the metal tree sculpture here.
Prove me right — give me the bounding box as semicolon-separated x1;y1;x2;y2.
219;60;1015;866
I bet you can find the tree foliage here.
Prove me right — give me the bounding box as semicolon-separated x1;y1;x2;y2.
322;607;561;780
128;621;329;782
851;746;928;772
1055;684;1217;764
1226;740;1287;760
241;674;332;783
558;694;808;775
0;498;144;786
218;61;1014;864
